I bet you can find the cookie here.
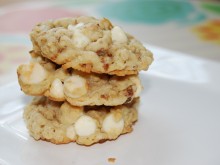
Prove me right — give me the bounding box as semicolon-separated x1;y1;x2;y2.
17;57;142;106
23;96;138;146
30;16;153;76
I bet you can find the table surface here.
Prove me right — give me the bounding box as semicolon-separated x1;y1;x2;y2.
0;0;220;85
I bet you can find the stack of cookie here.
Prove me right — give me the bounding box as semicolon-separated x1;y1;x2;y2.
17;16;153;145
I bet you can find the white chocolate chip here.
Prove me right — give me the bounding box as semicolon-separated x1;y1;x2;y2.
75;115;97;137
68;24;75;31
20;63;47;84
111;26;128;44
68;23;90;48
50;78;64;99
58;102;83;125
68;23;85;30
131;77;142;97
66;125;76;140
31;56;43;62
73;29;90;48
64;75;88;98
102;114;124;135
39;24;48;31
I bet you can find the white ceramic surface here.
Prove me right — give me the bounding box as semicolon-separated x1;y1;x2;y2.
0;45;220;165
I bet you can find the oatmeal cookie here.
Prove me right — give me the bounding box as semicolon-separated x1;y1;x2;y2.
24;96;138;146
30;16;153;76
17;57;142;106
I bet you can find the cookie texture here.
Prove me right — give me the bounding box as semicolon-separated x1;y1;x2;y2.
17;57;142;106
30;16;153;76
23;96;138;146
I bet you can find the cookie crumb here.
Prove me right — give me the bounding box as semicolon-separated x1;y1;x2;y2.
108;157;116;163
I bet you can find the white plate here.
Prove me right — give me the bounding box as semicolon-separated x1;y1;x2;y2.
0;45;220;165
